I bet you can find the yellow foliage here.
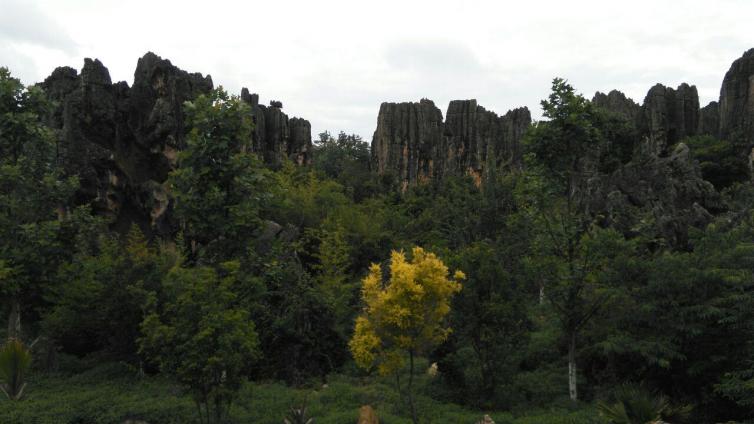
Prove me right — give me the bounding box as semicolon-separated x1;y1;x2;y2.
349;247;463;375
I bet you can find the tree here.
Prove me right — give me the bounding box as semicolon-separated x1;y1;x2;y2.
349;247;464;424
139;262;260;424
312;131;374;200
246;242;346;384
440;241;532;408
685;134;749;190
168;87;270;264
43;225;166;358
520;78;617;402
310;224;355;340
0;67;78;339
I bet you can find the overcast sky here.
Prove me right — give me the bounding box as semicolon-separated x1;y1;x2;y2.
1;0;752;139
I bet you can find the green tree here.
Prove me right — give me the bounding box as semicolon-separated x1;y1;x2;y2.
685;134;749;190
312;131;373;200
310;224;355;339
244;239;346;384
440;241;532;408
43;226;166;358
521;78;619;402
139;261;260;424
168;87;270;264
0;67;78;339
350;247;464;424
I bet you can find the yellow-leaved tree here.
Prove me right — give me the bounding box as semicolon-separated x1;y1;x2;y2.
349;247;464;424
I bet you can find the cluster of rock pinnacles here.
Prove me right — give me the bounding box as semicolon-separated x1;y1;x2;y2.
40;49;754;243
40;52;312;237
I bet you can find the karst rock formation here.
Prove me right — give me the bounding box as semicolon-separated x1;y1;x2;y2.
40;52;312;236
369;48;754;245
32;48;754;244
371;98;532;190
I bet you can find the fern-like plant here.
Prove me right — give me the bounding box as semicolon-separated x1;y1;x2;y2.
0;338;32;400
597;384;691;424
283;405;314;424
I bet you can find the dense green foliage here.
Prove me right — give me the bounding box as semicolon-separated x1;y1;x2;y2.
2;66;754;423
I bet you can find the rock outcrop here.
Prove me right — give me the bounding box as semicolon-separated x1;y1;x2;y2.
719;48;754;145
239;87;312;166
371;99;446;189
637;83;700;155
41;53;312;236
588;84;720;245
370;99;531;188
444;100;530;185
592;90;641;120
587;143;720;247
699;101;720;137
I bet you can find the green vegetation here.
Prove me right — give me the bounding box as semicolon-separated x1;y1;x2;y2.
0;339;31;400
2;66;754;423
0;361;604;424
350;247;463;423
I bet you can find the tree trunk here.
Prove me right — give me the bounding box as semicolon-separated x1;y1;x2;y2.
7;298;20;340
539;285;545;305
568;331;578;402
408;350;418;424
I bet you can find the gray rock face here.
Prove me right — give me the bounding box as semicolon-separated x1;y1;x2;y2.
444;100;531;185
289;117;312;165
40;53;312;236
587;142;720;247
637;83;700;155
370;99;531;189
371;99;446;189
588;84;722;245
592;90;641;120
719;48;754;145
699;101;720;137
239;88;313;166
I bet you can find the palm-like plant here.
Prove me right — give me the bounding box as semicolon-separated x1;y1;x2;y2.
0;338;32;400
597;385;691;424
283;405;314;424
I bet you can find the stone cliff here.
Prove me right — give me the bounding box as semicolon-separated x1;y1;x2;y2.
33;48;754;246
239;87;312;166
370;99;531;188
719;48;754;169
41;53;312;236
637;83;700;155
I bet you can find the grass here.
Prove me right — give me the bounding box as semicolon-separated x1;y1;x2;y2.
0;362;604;424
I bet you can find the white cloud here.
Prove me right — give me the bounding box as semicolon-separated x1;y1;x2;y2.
0;0;752;138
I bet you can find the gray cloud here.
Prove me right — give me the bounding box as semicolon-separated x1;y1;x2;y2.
0;0;77;52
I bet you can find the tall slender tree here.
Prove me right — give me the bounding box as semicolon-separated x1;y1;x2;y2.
520;78;617;401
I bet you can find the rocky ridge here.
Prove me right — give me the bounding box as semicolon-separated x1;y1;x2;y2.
370;98;532;189
40;52;312;236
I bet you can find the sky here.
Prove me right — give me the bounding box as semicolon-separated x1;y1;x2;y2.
1;0;753;139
